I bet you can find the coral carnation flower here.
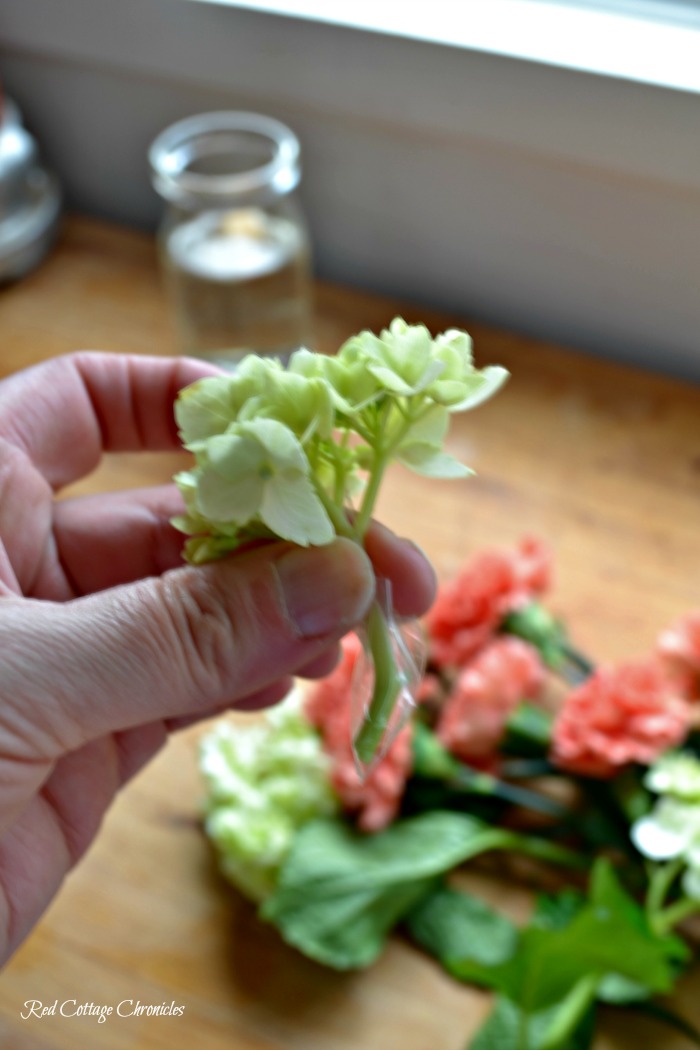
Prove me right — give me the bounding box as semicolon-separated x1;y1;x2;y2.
437;636;545;767
427;536;552;669
551;659;691;778
657;610;700;701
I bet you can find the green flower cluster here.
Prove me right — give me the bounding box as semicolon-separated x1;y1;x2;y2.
200;689;338;902
632;751;700;900
173;318;508;560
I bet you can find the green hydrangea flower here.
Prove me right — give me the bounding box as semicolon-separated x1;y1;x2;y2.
200;689;338;902
190;418;334;547
632;752;700;900
644;751;700;801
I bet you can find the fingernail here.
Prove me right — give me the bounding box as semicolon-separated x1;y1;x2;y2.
275;539;375;638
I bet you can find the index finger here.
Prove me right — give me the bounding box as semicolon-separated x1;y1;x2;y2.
0;351;220;490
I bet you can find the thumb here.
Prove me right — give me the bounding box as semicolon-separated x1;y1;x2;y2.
4;539;375;755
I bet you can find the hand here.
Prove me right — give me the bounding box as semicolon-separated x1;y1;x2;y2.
0;351;436;964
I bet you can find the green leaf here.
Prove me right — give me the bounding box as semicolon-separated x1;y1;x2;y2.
596;974;649;1004
405;885;517;988
452;860;685;1049
532;889;585;931
469;997;597;1050
261;812;575;970
469;998;521;1050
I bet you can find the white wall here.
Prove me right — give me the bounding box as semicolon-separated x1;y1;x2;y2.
3;0;700;381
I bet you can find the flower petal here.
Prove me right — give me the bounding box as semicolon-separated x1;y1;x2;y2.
631;814;686;860
196;467;264;524
397;444;474;479
260;471;335;546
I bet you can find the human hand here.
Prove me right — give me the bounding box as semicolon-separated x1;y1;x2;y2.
0;352;436;964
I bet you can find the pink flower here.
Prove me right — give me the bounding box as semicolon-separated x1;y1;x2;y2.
303;634;413;832
436;636;545;767
426;536;552;669
551;660;691;778
657;610;700;700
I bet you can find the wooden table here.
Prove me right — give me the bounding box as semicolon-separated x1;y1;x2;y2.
0;216;699;1048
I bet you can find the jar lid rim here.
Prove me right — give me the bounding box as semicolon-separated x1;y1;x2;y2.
148;111;300;203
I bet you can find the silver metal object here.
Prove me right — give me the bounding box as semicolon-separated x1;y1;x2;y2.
0;98;61;282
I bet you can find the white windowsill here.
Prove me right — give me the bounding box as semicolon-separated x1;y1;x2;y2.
190;0;700;95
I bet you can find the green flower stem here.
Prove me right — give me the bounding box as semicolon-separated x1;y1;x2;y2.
353;450;389;539
653;896;700;936
312;480;355;539
353;598;403;766
646;856;684;921
561;643;595;677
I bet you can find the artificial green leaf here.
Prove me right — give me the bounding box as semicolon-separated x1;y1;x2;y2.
455;860;684;1022
532;889;585;931
262;811;576;970
596;974;649;1004
469;997;597;1050
405;885;517;987
469;997;521;1050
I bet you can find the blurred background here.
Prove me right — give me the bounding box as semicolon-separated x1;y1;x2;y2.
2;0;700;380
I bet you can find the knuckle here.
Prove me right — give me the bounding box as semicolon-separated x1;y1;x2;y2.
153;571;242;698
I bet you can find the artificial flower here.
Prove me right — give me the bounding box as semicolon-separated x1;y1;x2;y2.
632;751;700;900
436;636;545;767
342;318;445;397
429;328;509;410
426;536;552;668
657;609;700;701
551;660;691;778
182;418;334;547
644;750;700;801
175;355;278;444
200;690;338;902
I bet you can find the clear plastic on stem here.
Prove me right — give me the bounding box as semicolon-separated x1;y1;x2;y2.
350;578;427;777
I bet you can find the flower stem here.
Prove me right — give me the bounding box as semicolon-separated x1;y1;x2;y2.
653;895;700;935
646;856;684;921
354;451;388;539
312;479;355;539
353;598;403;766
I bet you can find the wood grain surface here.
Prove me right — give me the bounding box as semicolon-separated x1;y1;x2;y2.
0;215;699;1049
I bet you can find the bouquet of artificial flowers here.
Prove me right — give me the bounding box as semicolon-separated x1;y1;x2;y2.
200;537;700;1049
173;319;700;1048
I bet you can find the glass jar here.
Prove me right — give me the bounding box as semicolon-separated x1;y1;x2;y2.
149;111;313;369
